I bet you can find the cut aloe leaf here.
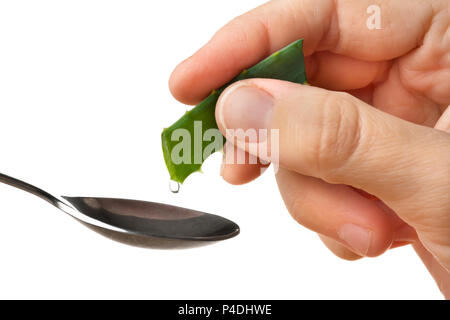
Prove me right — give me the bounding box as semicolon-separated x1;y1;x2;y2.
162;39;307;183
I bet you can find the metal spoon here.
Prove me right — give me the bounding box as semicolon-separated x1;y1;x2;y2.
0;173;239;249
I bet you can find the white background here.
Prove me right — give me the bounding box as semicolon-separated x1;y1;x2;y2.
0;0;441;299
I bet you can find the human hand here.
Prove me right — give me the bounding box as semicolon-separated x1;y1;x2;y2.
169;0;450;298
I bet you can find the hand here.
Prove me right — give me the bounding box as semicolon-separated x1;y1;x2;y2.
169;0;450;298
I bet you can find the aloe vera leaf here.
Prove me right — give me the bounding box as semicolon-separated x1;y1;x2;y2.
162;39;307;183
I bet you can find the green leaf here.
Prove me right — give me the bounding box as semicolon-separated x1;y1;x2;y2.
162;39;307;183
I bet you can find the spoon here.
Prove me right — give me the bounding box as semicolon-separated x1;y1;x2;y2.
0;173;239;249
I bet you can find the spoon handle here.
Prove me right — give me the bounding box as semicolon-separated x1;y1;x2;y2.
0;173;63;208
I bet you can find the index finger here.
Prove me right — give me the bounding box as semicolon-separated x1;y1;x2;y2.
169;0;431;104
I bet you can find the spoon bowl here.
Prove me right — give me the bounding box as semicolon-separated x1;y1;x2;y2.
0;173;240;249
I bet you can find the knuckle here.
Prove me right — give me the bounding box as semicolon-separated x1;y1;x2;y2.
313;92;363;181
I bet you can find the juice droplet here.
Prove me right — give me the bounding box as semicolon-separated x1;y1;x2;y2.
169;180;180;194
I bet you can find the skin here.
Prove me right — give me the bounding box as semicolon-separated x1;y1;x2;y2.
169;0;450;298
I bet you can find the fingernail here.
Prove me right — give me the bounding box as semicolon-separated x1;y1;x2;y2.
338;224;372;256
217;84;274;142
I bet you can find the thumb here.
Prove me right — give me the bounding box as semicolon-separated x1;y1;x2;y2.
215;79;450;268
